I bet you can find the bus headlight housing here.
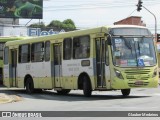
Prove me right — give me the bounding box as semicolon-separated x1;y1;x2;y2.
152;68;157;78
114;69;124;79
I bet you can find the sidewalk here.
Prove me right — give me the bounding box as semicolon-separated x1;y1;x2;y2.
0;84;23;104
0;93;13;104
0;93;23;104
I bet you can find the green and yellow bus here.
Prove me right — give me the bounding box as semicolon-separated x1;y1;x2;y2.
3;25;159;96
0;36;28;84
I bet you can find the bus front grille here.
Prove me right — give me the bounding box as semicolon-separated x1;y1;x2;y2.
125;69;150;75
126;75;150;80
128;82;149;87
125;69;150;87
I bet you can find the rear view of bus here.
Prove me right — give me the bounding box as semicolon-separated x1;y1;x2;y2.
109;25;158;96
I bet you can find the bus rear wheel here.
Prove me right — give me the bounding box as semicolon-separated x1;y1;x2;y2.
121;89;130;96
57;89;71;95
83;76;92;97
25;78;34;94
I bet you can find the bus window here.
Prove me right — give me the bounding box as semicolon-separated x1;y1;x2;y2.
0;42;5;60
63;38;72;60
19;44;30;63
73;35;90;59
4;47;9;65
31;42;44;62
54;45;61;65
105;41;109;65
45;41;50;61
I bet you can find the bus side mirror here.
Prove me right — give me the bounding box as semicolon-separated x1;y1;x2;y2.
107;36;112;45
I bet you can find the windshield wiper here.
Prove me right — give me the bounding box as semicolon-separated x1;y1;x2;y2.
137;41;141;56
137;36;145;57
120;36;134;57
120;36;132;49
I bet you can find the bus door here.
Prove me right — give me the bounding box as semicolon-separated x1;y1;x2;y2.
53;43;62;88
10;49;18;87
95;38;108;88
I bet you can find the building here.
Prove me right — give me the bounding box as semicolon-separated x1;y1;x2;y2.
114;16;146;26
0;18;19;25
0;18;27;36
0;25;27;36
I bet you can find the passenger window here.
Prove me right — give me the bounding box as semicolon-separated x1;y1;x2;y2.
63;38;72;60
19;44;30;63
105;41;109;65
4;47;9;65
45;41;50;61
0;42;5;60
31;42;44;62
73;35;90;59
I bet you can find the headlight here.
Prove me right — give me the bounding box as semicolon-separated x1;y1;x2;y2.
114;69;124;79
152;68;157;78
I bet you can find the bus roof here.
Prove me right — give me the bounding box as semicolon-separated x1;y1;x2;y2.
5;26;110;46
0;36;29;42
109;25;147;29
5;25;150;46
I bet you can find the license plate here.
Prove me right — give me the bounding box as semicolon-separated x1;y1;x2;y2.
135;81;143;85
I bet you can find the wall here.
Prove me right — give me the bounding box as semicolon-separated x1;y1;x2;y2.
0;26;27;36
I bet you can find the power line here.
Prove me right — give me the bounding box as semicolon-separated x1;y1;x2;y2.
43;1;160;11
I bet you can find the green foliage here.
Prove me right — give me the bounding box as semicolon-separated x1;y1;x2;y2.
29;19;76;30
62;19;76;30
47;20;63;28
47;19;76;30
29;22;45;28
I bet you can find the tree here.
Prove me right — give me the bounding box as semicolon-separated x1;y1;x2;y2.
47;19;76;30
62;19;76;30
29;22;45;28
47;20;63;29
29;19;76;30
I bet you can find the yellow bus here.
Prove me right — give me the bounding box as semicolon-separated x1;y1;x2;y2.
3;25;159;96
0;36;29;84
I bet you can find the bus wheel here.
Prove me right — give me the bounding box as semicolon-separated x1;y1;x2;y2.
121;89;130;96
83;76;92;97
57;89;71;95
25;78;34;94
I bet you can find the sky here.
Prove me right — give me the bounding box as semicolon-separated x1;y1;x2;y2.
20;0;160;32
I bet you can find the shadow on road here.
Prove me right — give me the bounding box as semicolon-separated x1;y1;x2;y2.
0;86;152;102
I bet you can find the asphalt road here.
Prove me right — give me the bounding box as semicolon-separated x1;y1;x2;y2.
0;84;160;120
0;85;160;112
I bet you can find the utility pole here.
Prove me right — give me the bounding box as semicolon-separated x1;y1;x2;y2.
136;0;157;41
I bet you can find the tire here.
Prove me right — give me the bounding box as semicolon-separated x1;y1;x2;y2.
57;89;71;95
25;77;34;94
121;89;130;96
83;76;92;97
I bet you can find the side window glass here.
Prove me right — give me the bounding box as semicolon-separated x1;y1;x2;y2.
31;42;44;62
73;35;90;59
63;38;72;60
54;45;61;65
4;47;9;65
105;41;109;65
19;44;30;63
45;41;50;61
0;42;5;60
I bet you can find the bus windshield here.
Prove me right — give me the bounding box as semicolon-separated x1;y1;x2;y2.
111;37;156;67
